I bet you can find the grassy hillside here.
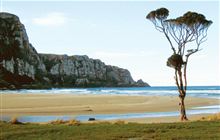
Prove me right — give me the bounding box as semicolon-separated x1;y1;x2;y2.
1;120;220;140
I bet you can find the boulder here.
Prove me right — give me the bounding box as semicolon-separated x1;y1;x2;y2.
88;118;96;121
136;79;150;87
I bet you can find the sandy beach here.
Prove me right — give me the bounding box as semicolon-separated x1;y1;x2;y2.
1;94;219;122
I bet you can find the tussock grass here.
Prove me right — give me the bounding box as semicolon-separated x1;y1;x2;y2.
1;120;220;140
201;113;220;121
67;119;80;126
49;119;67;124
49;119;81;126
114;120;125;125
90;121;112;125
10;117;22;125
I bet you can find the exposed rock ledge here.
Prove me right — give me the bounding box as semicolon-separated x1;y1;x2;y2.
0;12;150;89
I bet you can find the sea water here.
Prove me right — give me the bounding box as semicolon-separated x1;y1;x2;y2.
1;86;220;99
1;86;219;122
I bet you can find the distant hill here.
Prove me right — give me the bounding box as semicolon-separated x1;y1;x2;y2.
0;12;149;89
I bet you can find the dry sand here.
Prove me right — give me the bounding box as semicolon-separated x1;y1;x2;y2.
1;94;219;120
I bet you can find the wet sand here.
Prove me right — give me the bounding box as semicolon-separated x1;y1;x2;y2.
1;94;219;120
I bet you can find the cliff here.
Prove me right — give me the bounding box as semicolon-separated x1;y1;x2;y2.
0;12;149;89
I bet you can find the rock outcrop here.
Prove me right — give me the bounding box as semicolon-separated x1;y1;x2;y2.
0;12;150;89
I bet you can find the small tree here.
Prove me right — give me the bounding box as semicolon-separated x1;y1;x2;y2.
146;8;212;121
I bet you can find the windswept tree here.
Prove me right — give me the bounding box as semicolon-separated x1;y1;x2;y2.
146;8;212;121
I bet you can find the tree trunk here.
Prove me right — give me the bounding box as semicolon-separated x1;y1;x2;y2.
179;95;188;121
176;68;188;121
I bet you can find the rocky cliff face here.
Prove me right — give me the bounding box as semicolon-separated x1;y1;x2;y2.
39;54;139;87
0;12;149;89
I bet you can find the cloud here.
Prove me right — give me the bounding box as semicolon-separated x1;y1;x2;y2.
32;12;68;26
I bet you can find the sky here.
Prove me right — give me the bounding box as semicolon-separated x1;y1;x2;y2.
1;0;219;86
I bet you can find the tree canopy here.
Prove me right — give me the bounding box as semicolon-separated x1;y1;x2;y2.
146;8;212;60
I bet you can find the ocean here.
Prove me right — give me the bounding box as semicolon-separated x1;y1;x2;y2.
1;86;219;122
1;86;220;99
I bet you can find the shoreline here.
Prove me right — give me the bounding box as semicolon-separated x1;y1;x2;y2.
1;93;219;123
2;94;219;115
1;113;216;124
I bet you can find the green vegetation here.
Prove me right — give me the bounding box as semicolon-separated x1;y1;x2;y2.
1;120;220;140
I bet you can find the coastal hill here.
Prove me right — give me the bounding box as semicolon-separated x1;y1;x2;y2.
0;12;149;89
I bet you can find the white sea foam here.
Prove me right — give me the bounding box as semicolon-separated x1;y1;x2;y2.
192;105;220;109
1;86;219;99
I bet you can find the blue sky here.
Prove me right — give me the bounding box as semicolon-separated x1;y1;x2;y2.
2;0;219;86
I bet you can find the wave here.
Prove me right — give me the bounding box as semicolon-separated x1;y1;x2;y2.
1;86;219;99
